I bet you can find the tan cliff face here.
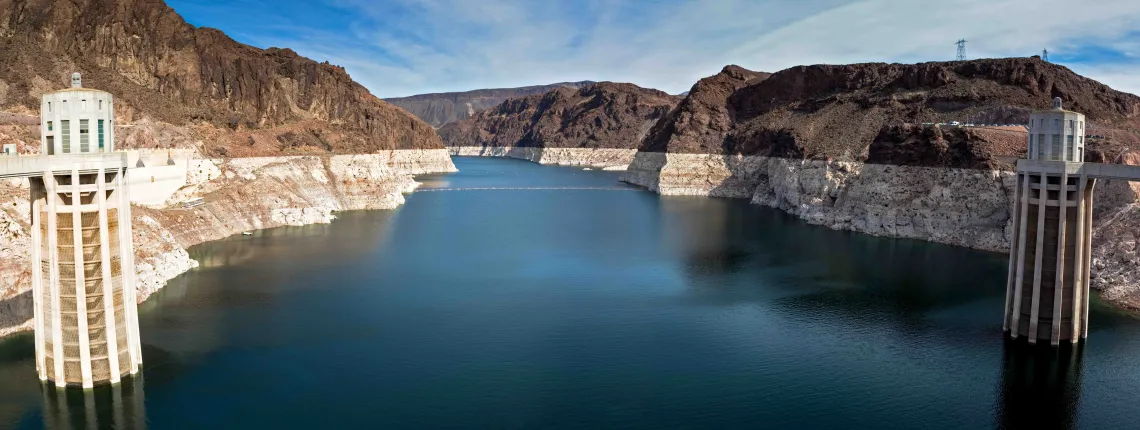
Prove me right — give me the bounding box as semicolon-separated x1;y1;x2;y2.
0;0;442;155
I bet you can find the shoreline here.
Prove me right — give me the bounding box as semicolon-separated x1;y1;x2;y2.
448;146;636;170
449;147;1140;310
0;149;457;340
5;148;1136;341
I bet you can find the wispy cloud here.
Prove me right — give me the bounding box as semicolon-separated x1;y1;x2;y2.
167;0;1140;98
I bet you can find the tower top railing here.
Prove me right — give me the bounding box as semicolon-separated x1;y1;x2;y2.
0;152;128;179
1017;159;1140;181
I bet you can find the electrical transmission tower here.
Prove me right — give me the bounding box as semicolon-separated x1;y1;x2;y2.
1042;49;1049;62
955;39;967;61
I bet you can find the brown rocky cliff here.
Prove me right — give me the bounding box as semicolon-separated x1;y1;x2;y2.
0;0;441;154
439;82;678;150
724;58;1140;165
638;58;1140;168
867;125;1023;169
639;65;771;154
385;81;595;128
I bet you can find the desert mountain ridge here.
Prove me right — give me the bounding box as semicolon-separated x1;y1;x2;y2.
0;0;441;157
645;58;1140;169
439;82;679;151
385;81;596;128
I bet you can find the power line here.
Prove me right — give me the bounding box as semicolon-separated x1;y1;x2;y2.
1042;49;1049;62
955;39;967;61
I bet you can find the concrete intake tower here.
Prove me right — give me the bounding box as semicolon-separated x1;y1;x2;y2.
1002;98;1140;345
1004;98;1093;345
1;73;142;387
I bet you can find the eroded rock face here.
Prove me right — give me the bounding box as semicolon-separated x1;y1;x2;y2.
640;65;771;154
725;58;1140;161
385;81;595;128
439;82;678;167
636;58;1140;163
1091;151;1140;307
0;0;442;155
0;180;32;339
626;152;1016;251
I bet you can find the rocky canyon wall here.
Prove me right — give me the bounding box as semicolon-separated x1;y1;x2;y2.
623;152;1015;251
0;149;456;339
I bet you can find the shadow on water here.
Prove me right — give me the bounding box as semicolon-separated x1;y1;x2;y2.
0;335;38;428
0;343;178;429
996;341;1084;430
32;375;148;430
0;290;33;335
659;195;1008;310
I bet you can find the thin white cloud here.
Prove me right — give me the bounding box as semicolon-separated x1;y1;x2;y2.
238;0;1140;98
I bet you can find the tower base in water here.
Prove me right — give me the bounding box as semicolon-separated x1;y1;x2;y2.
1003;162;1095;345
23;155;143;387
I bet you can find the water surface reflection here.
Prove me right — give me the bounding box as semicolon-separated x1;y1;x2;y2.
36;376;147;430
997;342;1084;429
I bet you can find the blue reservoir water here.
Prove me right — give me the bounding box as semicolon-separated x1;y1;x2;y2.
3;156;1140;429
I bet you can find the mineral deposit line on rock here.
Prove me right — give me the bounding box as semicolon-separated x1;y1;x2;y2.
1003;98;1140;346
0;73;143;388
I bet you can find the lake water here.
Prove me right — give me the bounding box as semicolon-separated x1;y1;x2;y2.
3;156;1140;429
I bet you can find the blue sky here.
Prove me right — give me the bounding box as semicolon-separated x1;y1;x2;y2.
166;0;1140;98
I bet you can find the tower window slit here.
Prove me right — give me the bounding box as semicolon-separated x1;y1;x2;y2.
61;120;70;153
79;119;89;153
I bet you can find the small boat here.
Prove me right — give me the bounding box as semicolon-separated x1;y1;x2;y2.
241;231;253;236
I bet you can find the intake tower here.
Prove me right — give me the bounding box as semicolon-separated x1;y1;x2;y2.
1004;97;1092;345
1;73;142;387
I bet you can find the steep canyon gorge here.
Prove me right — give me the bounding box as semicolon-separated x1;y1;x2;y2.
3;0;1140;341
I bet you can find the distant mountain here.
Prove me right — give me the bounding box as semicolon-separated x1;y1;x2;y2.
385;81;595;128
439;82;679;150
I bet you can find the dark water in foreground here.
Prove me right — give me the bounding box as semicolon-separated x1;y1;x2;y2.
4;156;1140;429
